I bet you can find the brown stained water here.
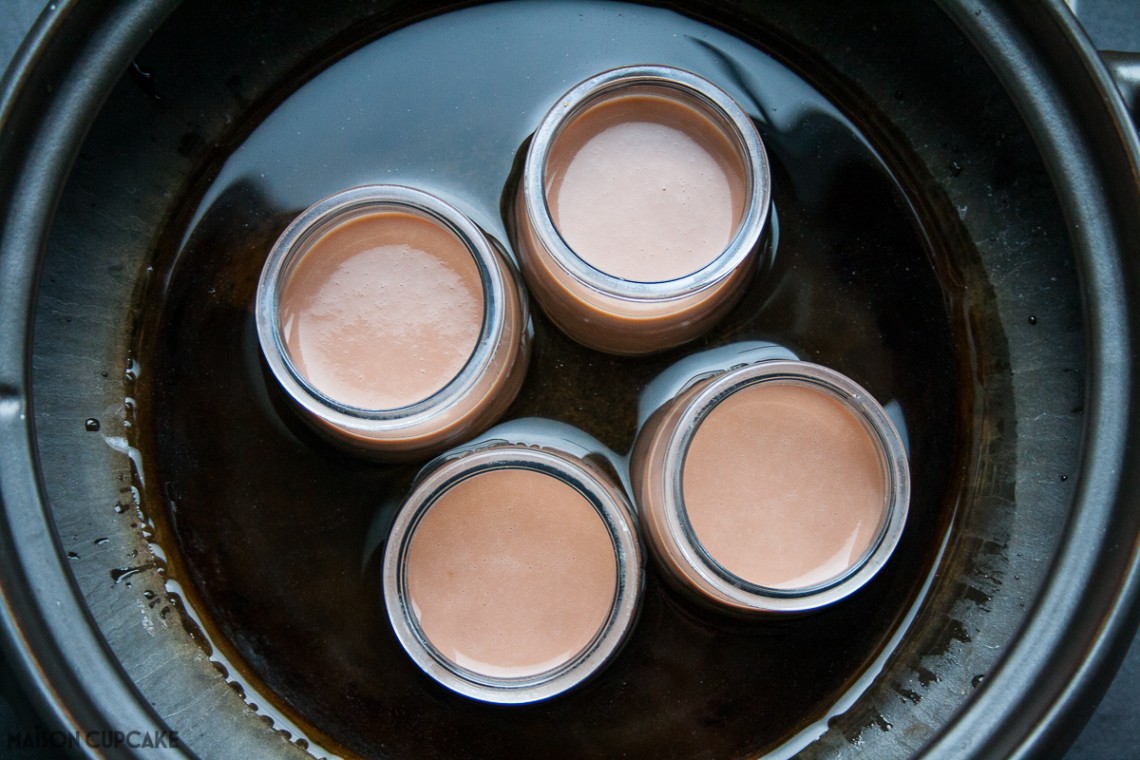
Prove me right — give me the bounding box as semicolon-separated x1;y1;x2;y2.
132;3;968;758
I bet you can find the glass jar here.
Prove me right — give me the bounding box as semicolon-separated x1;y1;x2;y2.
382;420;642;703
255;184;530;460
631;359;909;614
513;64;771;355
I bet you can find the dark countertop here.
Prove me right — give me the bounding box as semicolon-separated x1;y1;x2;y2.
1;1;1137;758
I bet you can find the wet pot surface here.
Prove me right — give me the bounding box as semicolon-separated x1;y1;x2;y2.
21;0;1100;758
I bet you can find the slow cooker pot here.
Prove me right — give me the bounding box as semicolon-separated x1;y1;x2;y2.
2;1;1139;758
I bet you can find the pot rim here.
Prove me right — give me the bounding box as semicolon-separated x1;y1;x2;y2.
0;1;1137;758
0;1;189;757
922;1;1140;756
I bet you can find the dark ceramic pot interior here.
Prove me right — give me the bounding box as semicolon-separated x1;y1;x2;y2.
4;1;1139;758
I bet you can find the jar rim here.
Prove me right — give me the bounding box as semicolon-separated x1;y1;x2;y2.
382;445;643;703
522;64;771;301
659;360;911;612
254;184;508;434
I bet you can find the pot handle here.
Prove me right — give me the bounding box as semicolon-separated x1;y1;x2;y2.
1102;51;1140;132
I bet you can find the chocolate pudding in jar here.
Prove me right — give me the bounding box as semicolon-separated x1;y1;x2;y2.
383;424;642;704
631;359;909;614
513;65;771;355
256;185;530;460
